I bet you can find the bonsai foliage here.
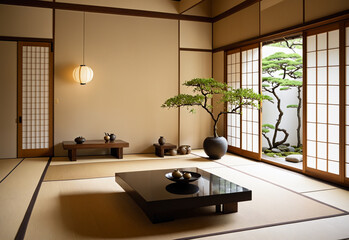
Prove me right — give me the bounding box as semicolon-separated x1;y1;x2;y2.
262;49;303;148
262;124;275;149
162;78;268;138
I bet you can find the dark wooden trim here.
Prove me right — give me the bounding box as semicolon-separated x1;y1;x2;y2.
0;36;52;43
258;42;262;160
52;0;55;156
302;33;307;173
179;48;212;52
17;42;23;158
178;20;181;147
0;0;211;22
339;22;346;183
0;158;24;183
213;10;349;53
345;21;349;185
15;157;52;240
212;0;260;23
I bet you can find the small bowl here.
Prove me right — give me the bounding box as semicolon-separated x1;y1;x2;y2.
165;171;201;184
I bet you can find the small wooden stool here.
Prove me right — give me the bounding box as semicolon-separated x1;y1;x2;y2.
153;143;177;157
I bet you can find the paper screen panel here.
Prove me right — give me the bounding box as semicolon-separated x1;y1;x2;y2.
227;52;241;148
22;46;50;150
241;48;259;153
306;29;340;175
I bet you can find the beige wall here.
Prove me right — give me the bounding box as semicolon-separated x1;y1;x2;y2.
211;0;245;17
0;42;17;158
261;0;303;35
180;51;212;148
0;5;52;38
212;51;225;137
305;0;349;22
213;3;259;49
184;0;212;17
180;21;212;49
54;10;179;155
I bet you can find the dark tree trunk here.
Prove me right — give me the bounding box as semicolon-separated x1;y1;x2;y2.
271;87;289;148
213;120;218;138
262;133;273;149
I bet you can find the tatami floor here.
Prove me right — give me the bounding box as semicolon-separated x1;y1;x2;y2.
0;150;348;240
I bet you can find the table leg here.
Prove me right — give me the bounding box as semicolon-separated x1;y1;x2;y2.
155;147;165;157
68;149;77;161
216;202;238;213
111;148;123;159
215;204;222;213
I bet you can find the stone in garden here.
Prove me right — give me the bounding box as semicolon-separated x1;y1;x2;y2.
285;154;303;163
262;147;268;152
271;148;281;153
277;145;289;152
287;146;295;152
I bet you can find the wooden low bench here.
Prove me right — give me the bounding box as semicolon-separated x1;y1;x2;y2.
62;140;129;161
153;143;177;157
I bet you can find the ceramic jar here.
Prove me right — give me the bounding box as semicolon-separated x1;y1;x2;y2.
74;136;85;144
158;136;166;145
178;145;187;155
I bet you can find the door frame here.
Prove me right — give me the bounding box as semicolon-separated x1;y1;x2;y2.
17;41;54;157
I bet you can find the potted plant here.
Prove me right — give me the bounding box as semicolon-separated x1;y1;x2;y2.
161;78;269;159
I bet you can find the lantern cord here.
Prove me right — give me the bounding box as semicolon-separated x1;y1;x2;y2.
83;11;85;65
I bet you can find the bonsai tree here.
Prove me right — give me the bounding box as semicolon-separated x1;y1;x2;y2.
161;78;269;138
262;51;302;149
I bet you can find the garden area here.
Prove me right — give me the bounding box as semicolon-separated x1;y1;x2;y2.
261;37;303;169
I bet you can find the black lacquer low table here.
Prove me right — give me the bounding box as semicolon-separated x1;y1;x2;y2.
115;168;252;223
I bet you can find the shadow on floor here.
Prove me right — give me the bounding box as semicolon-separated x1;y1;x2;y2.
59;192;227;238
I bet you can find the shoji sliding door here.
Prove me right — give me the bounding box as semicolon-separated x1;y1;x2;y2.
17;42;53;157
226;44;261;160
305;24;343;182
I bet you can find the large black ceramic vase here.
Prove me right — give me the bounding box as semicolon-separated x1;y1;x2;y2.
203;136;228;159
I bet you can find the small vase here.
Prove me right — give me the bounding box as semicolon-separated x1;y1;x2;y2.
158;136;166;145
109;133;116;142
74;136;85;144
178;145;187;155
